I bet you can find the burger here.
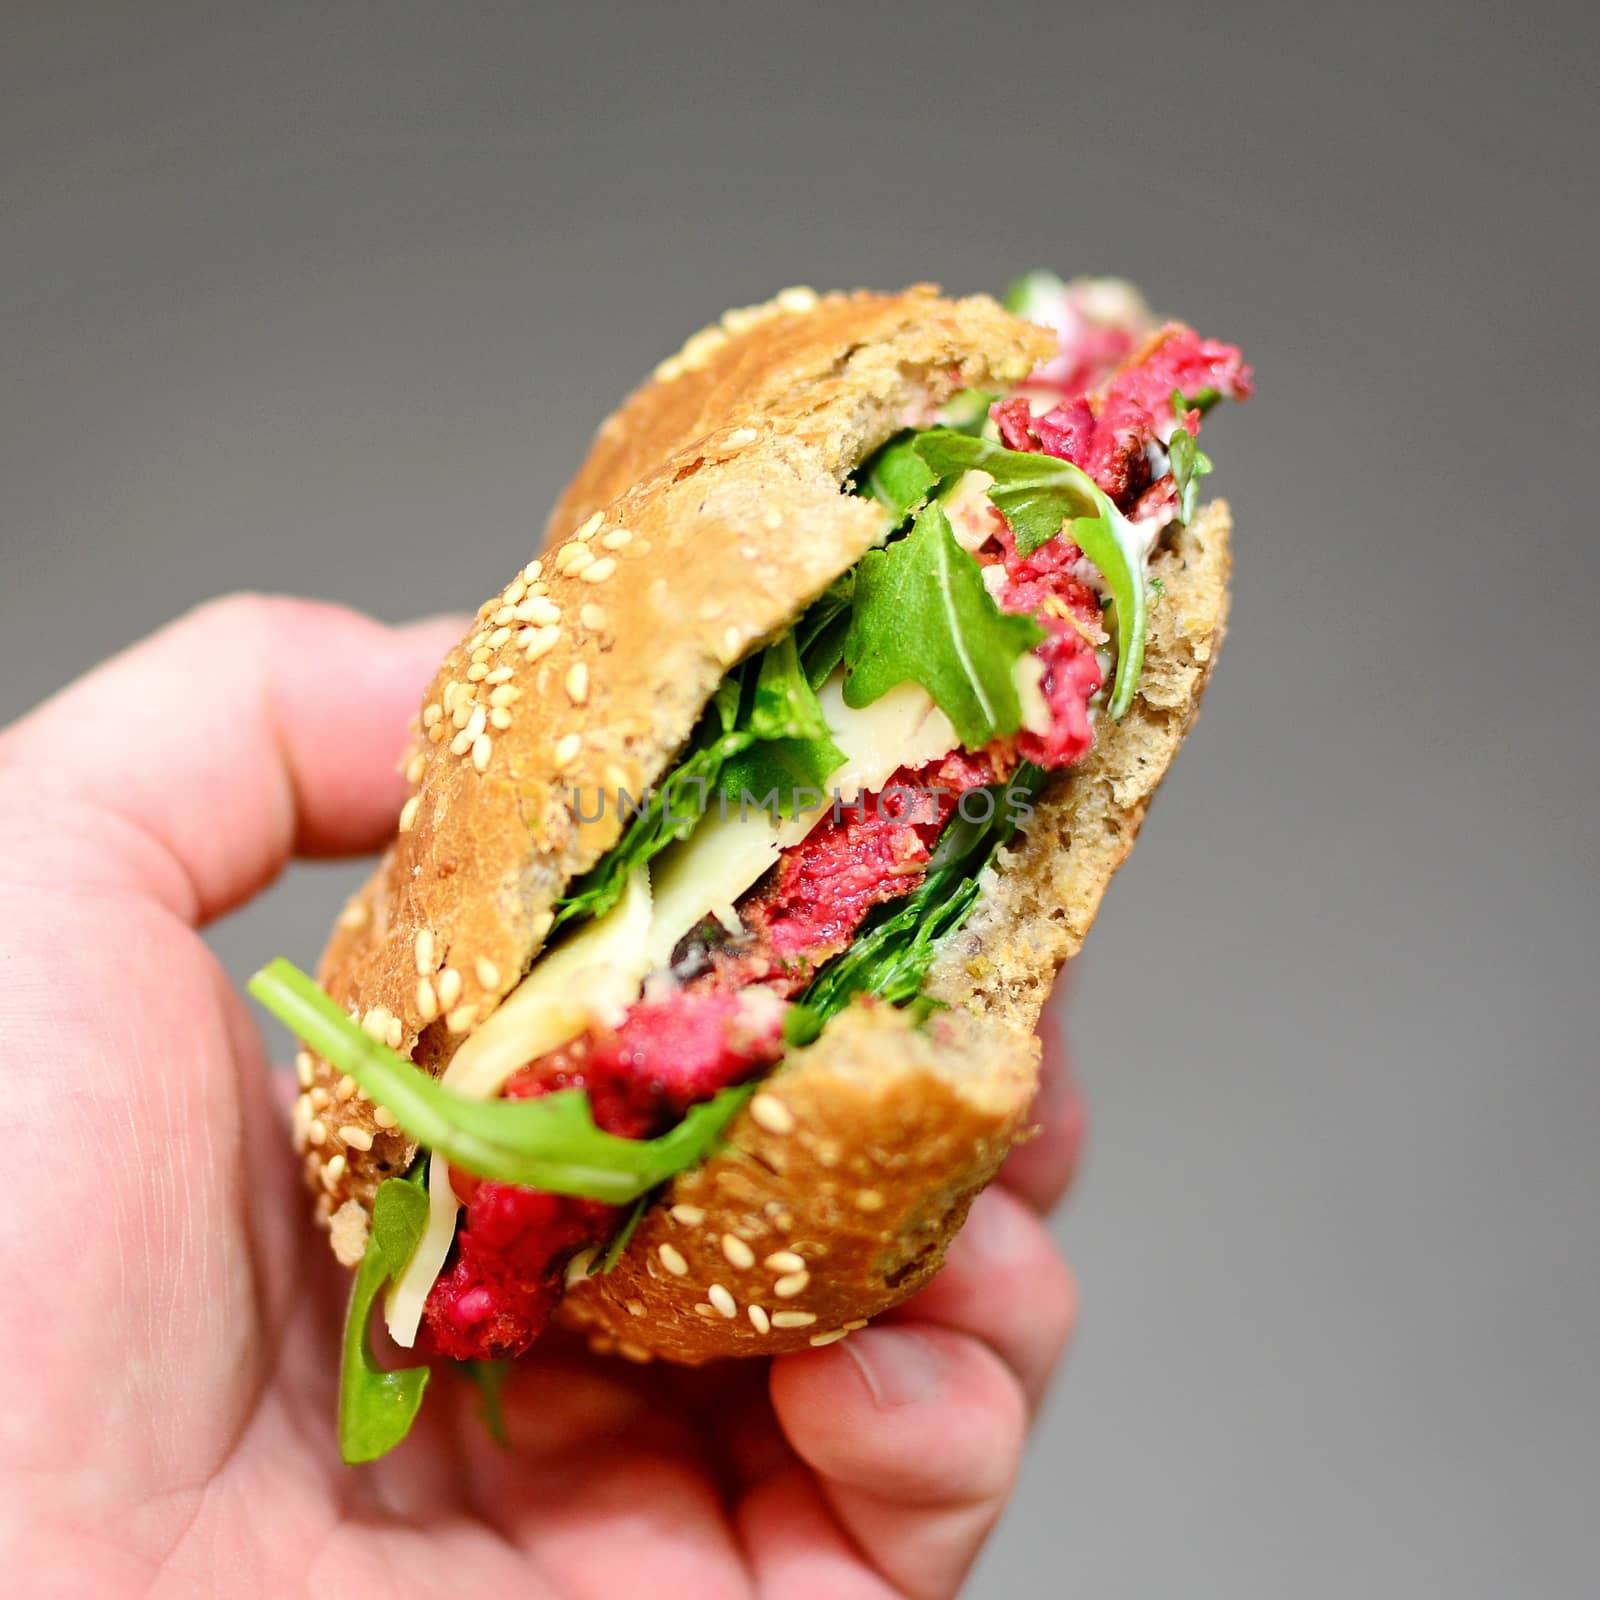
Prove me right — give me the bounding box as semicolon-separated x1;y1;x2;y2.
249;272;1251;1462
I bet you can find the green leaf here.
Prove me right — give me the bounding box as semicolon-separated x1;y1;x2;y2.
798;764;1048;1023
339;1167;431;1464
1003;269;1067;321
1171;384;1222;417
842;501;1043;747
594;1192;651;1275
716;633;845;814
459;1359;512;1448
911;430;1149;719
1167;427;1213;526
248;960;757;1200
857;431;940;527
913;429;1103;557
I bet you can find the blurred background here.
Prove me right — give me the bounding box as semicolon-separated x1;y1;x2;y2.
3;2;1595;1593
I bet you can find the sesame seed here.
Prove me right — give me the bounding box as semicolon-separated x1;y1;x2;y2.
654;355;684;382
564;663;589;704
373;1105;398;1130
503;578;527;605
446;1003;477;1033
310;1086;331;1110
437;967;462;1009
809;1328;850;1347
777;285;819;312
427;723;446;744
617;1340;653;1364
728;427;758;446
707;1283;737;1318
488;626;512;648
485;665;515;685
471;733;493;772
398;795;420;833
464;705;487;742
750;1093;796;1135
323;1153;347;1186
452;700;474;730
600;527;633;550
843;1319;869;1331
385;1016;403;1050
339;1125;374;1151
490;708;512;730
564;1248;596;1286
855;1189;885;1211
658;1243;688;1276
523;558;543;582
338;899;369;929
693;1302;715;1317
449;730;472;757
337;1073;358;1100
466;662;490;682
771;1310;816;1328
577;511;604;541
580;603;608;630
556;542;593;575
625;1298;645;1317
422;703;443;727
721;1234;755;1270
669;1204;706;1226
475;956;500;989
414;928;436;974
308;1118;328;1146
360;1009;388;1042
747;1304;771;1334
295;1051;314;1089
416;977;438;1020
493;604;516;624
579;557;616;584
524;625;561;660
762;508;784;530
554;732;582;768
773;1271;810;1299
764;1250;805;1274
530;909;554;943
489;683;521;707
404;752;427;785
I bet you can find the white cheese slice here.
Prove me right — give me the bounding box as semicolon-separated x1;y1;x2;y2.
383;1151;461;1348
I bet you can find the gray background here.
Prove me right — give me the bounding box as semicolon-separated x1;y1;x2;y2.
3;2;1595;1593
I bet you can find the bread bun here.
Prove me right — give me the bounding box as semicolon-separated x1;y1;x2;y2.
288;287;1230;1364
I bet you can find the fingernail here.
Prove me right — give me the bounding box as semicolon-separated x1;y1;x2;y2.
845;1327;946;1408
956;1190;1033;1267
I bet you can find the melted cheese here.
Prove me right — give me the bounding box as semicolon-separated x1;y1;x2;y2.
382;672;961;1346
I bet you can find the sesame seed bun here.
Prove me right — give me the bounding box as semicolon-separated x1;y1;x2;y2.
291;285;1230;1363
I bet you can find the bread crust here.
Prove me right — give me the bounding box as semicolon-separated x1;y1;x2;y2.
298;287;1051;1217
289;287;1231;1368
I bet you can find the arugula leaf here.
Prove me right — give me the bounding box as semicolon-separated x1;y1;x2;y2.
249;959;756;1199
798;763;1048;1023
339;1167;430;1464
857;431;939;528
594;1192;651;1275
910;429;1148;719
715;633;845;815
1172;384;1222;417
1003;269;1067;322
1167;427;1213;526
459;1360;512;1448
842;501;1043;746
912;429;1103;557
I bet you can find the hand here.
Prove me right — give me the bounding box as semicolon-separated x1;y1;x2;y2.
0;595;1083;1599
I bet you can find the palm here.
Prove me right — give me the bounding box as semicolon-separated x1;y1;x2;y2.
0;598;1078;1599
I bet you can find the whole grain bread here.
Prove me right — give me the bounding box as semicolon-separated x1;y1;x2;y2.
290;288;1231;1365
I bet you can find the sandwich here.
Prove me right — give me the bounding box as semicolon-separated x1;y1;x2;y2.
249;273;1251;1462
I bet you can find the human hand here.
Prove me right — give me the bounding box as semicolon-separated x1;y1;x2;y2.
0;595;1082;1599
